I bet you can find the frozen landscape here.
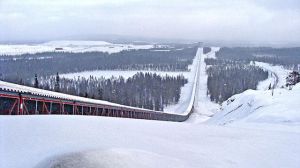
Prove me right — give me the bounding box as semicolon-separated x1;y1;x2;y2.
1;0;300;167
1;46;300;168
1;83;300;168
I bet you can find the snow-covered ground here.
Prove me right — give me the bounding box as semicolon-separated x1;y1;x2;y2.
61;70;189;80
0;40;154;56
255;61;291;90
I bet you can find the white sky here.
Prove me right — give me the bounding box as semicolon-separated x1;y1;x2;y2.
0;0;299;43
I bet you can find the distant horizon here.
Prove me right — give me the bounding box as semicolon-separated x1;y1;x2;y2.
1;35;299;48
1;0;299;45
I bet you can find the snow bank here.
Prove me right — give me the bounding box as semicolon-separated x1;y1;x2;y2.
207;83;300;125
1;115;299;168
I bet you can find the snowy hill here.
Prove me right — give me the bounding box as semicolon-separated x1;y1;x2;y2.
207;83;300;125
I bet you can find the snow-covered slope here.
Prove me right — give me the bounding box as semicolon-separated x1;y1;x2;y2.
1;115;299;168
207;83;300;125
0;40;154;55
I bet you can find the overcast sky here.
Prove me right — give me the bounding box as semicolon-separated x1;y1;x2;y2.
0;0;299;43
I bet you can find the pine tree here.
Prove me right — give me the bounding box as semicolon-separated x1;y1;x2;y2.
54;72;60;92
98;88;103;99
34;74;39;88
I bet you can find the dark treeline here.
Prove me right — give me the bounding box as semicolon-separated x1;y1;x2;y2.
203;47;212;54
205;47;300;103
206;60;268;103
0;47;197;84
205;46;273;103
216;47;300;70
37;72;187;111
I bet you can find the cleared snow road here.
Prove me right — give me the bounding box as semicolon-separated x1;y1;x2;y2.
163;47;202;114
188;47;220;123
255;62;291;90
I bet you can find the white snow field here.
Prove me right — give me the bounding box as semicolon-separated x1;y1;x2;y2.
0;40;154;56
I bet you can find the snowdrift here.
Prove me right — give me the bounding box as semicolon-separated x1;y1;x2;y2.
207;83;300;125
